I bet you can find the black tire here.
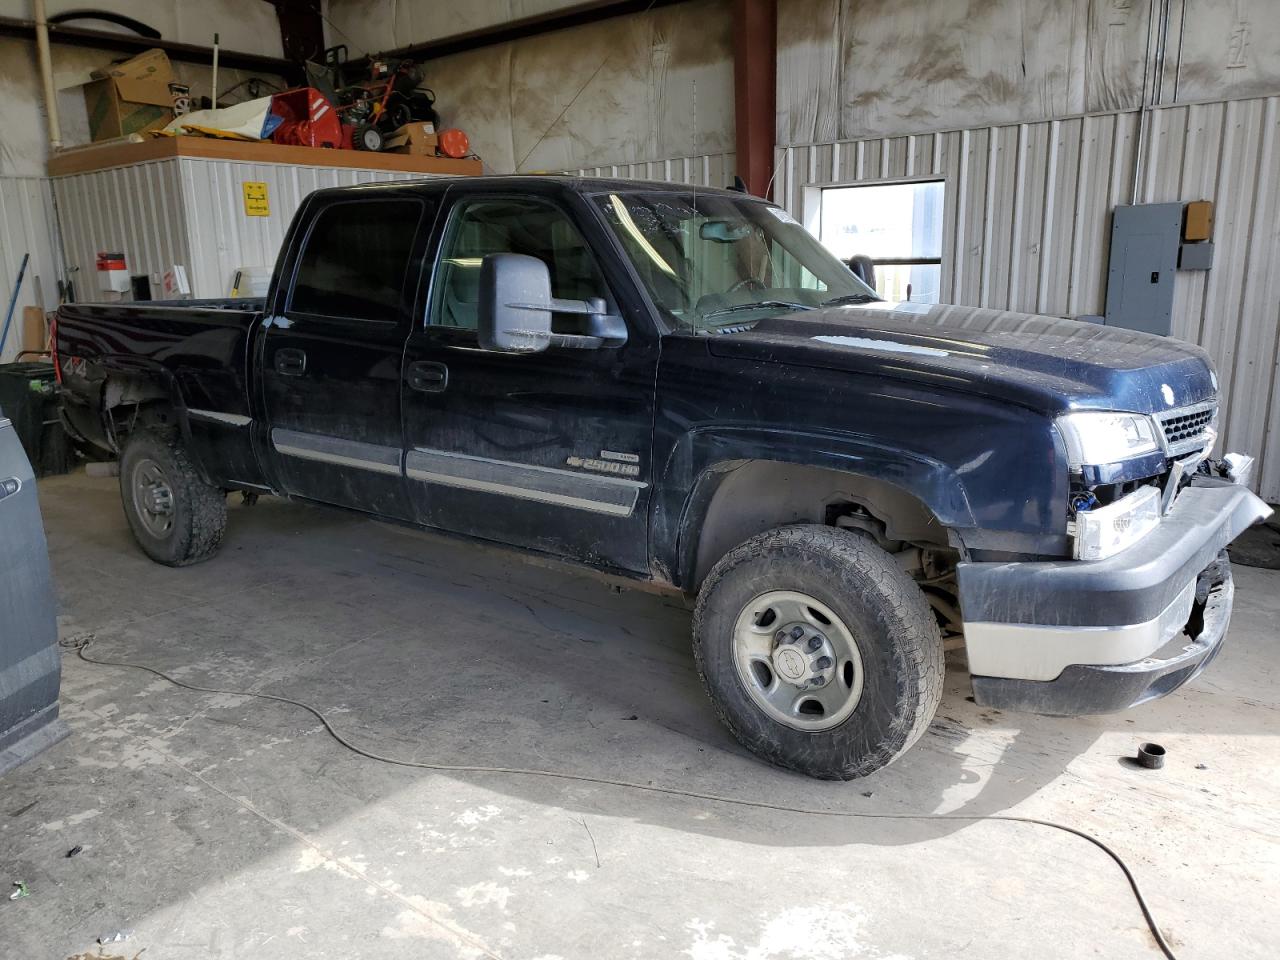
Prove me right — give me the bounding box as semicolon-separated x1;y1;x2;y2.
383;98;412;131
119;429;227;567
353;123;383;151
693;525;944;780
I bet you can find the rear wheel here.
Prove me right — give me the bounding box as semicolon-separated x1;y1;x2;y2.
693;525;944;779
120;430;227;566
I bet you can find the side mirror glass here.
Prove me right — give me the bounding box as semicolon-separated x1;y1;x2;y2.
478;252;628;352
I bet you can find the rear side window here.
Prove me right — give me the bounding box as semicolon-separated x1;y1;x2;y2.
290;199;423;321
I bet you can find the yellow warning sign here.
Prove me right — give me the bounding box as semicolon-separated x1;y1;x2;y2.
242;181;269;217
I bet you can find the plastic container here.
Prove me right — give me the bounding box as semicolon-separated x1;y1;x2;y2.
0;363;75;476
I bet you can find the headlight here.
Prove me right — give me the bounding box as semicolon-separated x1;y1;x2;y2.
1056;411;1160;467
1071;485;1161;560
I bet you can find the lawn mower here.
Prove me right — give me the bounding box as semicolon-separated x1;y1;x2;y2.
310;45;440;152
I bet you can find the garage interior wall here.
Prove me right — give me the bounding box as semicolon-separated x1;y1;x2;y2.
0;1;287;359
324;0;736;177
777;0;1280;143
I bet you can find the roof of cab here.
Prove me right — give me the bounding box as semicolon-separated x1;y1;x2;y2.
309;175;760;202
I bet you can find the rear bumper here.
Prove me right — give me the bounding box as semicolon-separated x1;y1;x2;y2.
958;478;1270;715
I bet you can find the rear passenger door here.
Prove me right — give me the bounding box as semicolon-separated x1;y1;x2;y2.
259;191;433;519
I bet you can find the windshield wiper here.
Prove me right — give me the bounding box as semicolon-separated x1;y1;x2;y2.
702;300;815;321
820;293;882;306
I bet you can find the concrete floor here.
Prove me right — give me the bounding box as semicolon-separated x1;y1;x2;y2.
3;471;1278;959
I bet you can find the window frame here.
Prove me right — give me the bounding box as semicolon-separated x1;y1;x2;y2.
284;196;428;326
423;193;619;337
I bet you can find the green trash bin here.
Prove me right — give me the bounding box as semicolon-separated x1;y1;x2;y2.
0;362;75;477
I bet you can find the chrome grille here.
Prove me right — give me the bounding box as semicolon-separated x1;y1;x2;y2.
1156;402;1217;457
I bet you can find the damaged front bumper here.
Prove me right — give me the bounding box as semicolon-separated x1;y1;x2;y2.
957;474;1271;716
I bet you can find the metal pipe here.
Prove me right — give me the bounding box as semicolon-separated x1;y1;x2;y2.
1172;0;1188;102
33;0;61;150
1129;0;1158;205
1154;0;1170;105
211;32;220;114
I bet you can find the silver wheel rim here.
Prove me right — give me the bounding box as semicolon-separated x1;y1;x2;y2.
732;590;865;731
131;457;175;538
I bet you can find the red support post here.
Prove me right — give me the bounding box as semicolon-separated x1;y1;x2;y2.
732;0;777;198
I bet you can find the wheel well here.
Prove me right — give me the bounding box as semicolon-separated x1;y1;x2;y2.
101;376;179;451
688;460;951;588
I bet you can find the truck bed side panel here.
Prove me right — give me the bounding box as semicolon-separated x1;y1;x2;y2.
56;300;266;489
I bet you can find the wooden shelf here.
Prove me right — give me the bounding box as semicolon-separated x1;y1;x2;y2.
47;136;483;178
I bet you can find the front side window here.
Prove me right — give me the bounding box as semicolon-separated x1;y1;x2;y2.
593;191;878;333
290;199;423;321
431;198;611;332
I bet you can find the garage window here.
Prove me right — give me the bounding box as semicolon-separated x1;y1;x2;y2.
290;199;424;322
819;181;944;303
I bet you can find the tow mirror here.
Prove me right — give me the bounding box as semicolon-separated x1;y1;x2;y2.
478;253;627;352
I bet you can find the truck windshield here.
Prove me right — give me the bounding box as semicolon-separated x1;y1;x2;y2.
593;191;879;332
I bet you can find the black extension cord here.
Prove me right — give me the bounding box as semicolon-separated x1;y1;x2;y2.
61;634;1178;960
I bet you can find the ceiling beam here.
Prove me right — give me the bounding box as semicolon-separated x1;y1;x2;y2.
273;0;326;65
0;15;294;75
355;0;694;62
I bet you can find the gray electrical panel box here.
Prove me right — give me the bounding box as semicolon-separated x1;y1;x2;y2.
1104;203;1182;336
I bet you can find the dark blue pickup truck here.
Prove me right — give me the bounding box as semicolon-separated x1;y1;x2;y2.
54;176;1269;779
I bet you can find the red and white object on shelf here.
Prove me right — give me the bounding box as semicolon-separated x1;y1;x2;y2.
96;252;130;293
270;87;346;149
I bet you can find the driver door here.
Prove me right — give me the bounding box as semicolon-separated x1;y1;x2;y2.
400;189;658;573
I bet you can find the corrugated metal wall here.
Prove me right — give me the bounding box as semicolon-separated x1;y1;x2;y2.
0;176;61;362
773;94;1280;501
176;160;439;301
55;162;192;303
576;151;737;186
53;159;443;302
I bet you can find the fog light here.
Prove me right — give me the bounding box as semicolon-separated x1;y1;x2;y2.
1072;485;1161;561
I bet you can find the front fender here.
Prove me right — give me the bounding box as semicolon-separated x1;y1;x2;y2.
651;425;975;588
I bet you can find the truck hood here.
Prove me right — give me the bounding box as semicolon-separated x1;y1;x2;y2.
705;301;1218;415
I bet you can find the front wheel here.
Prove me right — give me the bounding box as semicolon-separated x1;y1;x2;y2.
693;525;944;779
120;430;227;566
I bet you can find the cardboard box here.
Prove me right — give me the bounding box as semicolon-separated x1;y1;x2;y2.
385;122;438;156
21;306;47;354
84;48;177;141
